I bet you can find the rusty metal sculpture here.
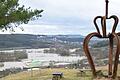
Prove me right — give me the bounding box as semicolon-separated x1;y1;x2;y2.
83;0;120;79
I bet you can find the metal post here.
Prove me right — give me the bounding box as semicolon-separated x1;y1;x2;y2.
108;35;113;77
105;0;109;18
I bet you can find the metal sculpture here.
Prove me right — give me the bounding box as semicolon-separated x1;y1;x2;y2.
83;0;120;79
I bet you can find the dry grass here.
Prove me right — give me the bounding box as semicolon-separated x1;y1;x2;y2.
1;68;93;80
1;64;120;80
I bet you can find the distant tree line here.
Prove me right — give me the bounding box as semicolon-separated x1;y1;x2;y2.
44;47;70;56
0;50;27;62
44;47;84;56
92;40;109;48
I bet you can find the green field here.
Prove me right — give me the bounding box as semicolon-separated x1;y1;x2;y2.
1;65;120;80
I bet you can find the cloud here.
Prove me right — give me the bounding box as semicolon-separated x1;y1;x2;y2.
19;24;89;35
0;24;93;35
16;0;120;35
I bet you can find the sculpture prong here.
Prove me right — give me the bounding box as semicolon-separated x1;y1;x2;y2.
83;0;120;79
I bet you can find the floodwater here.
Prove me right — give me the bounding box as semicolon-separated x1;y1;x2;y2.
0;48;86;70
28;52;85;62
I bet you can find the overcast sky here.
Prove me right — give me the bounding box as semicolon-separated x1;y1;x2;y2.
1;0;120;35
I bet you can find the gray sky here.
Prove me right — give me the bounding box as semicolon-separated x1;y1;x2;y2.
1;0;120;35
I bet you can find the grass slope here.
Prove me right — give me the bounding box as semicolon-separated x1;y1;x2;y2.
2;65;120;80
2;68;92;80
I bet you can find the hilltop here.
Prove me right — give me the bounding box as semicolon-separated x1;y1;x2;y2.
0;34;84;50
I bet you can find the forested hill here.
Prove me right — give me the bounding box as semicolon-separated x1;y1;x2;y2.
0;34;84;49
0;34;36;48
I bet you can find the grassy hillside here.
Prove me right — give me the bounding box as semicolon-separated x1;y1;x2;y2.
2;65;120;80
2;68;93;80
